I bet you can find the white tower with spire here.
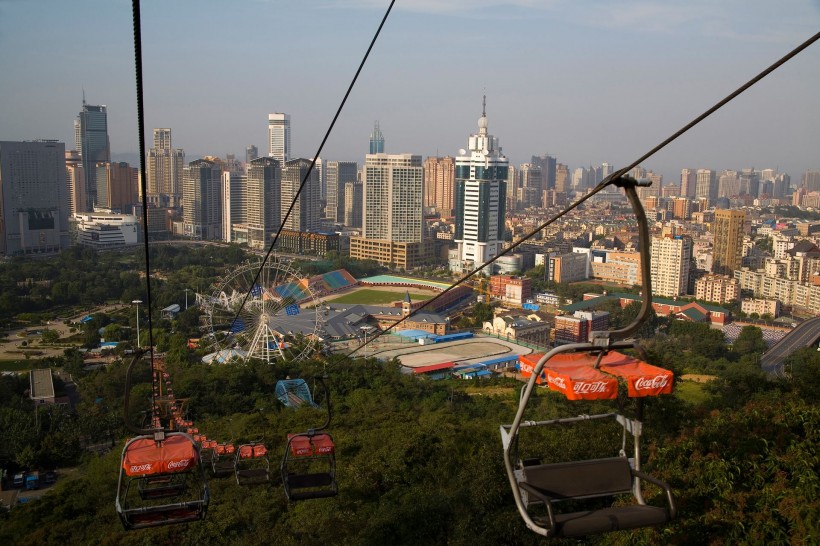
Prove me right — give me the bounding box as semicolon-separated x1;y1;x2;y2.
452;96;509;274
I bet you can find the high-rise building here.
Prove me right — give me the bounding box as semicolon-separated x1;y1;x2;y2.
695;169;717;205
369;121;384;154
363;153;423;242
182;159;223;239
650;234;692;297
222;171;246;242
555;163;570;193
95;161;138;212
344;181;363;227
146;128;184;207
0;140;70;255
530;154;557;190
680;168;695;198
268;113;291;164
245;145;258;166
518;163;543;208
326;161;358;222
453;97;508;273
246;157;281;235
712;209;746;275
281;158;320;232
74;100;110;211
65;150;85;216
423;156;456;215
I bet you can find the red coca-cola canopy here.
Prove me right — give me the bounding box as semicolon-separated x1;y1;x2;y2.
288;434;312;457
287;433;335;457
598;351;674;397
540;353;619;401
122;435;198;476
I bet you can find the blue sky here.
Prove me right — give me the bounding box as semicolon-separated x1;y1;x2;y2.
1;0;819;184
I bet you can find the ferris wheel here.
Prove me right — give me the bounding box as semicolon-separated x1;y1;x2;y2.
202;258;323;363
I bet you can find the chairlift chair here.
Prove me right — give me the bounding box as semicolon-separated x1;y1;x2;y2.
282;431;337;500
499;179;676;539
234;442;271;485
280;376;338;500
211;443;237;477
116;432;209;530
116;352;209;530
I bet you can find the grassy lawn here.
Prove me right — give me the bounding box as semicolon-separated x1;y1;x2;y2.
330;289;431;305
675;380;714;406
0;359;51;372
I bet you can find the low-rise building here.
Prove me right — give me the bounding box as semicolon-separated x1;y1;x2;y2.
740;298;781;317
71;212;140;248
695;274;739;304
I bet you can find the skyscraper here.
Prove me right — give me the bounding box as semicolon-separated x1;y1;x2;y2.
222;171;246;242
453;97;508;273
74;100;110;211
518;163;543;208
695;169;717;204
363;153;423;242
344;181;363;228
146;128;185;207
712;209;746;275
182;159;223;239
268;113;291;163
423;156;455;215
326;161;358;222
650;234;692;297
246;157;281;237
245;145;258;166
65;150;85;216
680;168;694;198
369;121;384;154
95;161;138;211
531;154;557;190
0;140;70;255
281;158;320;232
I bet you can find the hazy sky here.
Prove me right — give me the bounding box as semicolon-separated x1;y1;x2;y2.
1;0;819;183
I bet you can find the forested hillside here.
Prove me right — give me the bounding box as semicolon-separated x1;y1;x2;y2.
1;343;818;545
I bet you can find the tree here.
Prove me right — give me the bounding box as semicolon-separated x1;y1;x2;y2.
40;329;59;344
731;325;766;357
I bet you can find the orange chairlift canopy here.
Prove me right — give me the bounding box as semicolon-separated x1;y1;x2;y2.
122;435;198;476
519;351;673;401
288;433;335;457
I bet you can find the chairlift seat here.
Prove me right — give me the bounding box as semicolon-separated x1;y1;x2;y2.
518;457;675;538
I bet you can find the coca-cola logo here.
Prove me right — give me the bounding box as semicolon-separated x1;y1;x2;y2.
547;374;566;389
573;381;609;394
635;375;670;390
130;463;152;473
167;459;191;470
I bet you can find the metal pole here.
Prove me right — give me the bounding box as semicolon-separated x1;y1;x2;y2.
132;299;142;348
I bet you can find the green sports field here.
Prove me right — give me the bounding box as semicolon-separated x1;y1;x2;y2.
328;289;431;305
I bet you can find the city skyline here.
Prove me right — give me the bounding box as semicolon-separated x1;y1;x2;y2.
1;1;819;184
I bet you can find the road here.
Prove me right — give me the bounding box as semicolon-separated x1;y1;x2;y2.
760;315;820;376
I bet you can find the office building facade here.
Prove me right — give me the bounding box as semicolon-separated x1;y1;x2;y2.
268;113;291;164
0;140;70;255
453;97;508;273
74;101;110;211
712;209;746;276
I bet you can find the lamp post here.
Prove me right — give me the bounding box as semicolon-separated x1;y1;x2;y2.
132;299;142;348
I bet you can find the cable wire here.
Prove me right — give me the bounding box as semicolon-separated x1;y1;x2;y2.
227;0;396;334
346;29;820;358
131;0;158;409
